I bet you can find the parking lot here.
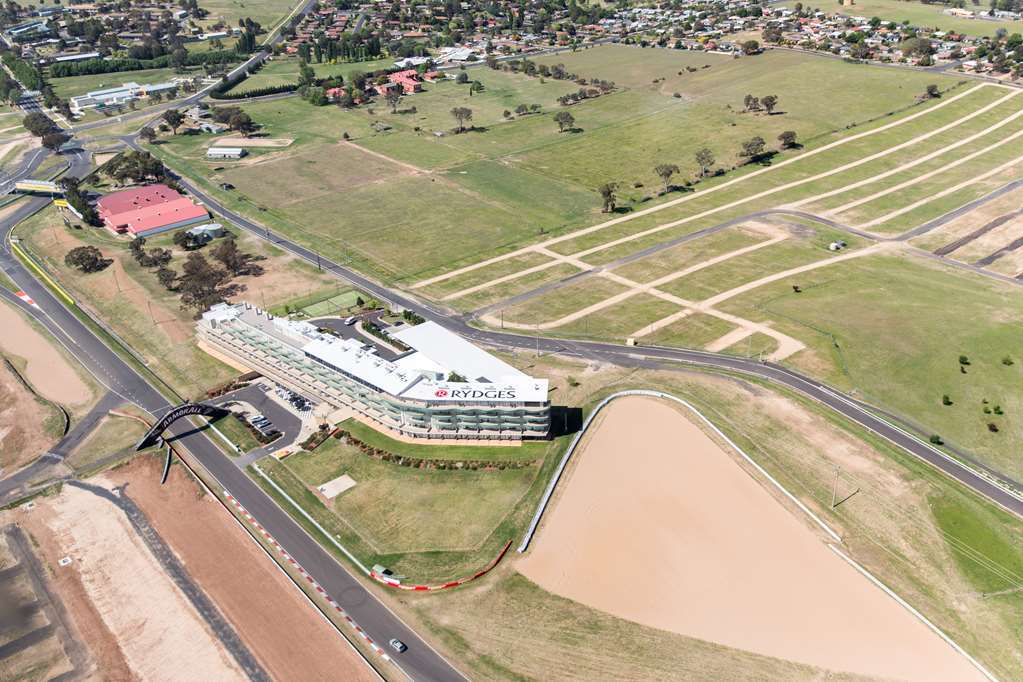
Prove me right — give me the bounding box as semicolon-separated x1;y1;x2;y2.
212;383;307;458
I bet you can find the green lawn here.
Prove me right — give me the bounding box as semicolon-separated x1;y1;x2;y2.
255;425;568;579
49;68;182;100
502;276;629;326
612;225;771;284
231;57;393;92
210;412;263;453
555;292;681;341
782;0;1023;36
720;251;1023;481
643;311;736;349
199;0;302;32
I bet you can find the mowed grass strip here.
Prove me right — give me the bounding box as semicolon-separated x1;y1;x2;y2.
611;225;771;283
555;293;681;340
840;148;1023;228
454;263;583;313
281;437;538;555
718;251;1023;480
869;176;1022;236
419;251;557;300
722;331;779;359
643;311;736;349
659;227;859;302
501;276;631;326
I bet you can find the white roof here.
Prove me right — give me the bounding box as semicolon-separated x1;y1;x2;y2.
391;321;524;382
207;147;244;155
302;336;423;396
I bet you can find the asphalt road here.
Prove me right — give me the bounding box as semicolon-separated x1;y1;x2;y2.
156;156;1023;520
0;161;465;682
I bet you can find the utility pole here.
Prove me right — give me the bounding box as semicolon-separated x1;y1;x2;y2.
112;266;122;293
147;299;157;326
535;322;540;358
316;250;321;271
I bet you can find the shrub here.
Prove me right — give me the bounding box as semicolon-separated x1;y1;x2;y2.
929;434;943;445
1002;355;1014;366
941;394;952;406
958;354;970;365
987;422;999;433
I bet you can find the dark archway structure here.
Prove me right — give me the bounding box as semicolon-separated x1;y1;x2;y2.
136;401;231;451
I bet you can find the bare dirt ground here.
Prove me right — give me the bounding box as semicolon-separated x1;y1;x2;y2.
911;185;1023;252
0;300;91;406
519;396;985;681
107;457;379;682
0;361;59;473
19;481;247;681
215;137;294;147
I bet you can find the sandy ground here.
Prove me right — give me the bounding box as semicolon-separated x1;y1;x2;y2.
949;213;1023;263
519;396;985;681
214;137;294;147
0;300;91;406
107;458;379;682
0;361;58;473
37;481;246;681
8;510;133;681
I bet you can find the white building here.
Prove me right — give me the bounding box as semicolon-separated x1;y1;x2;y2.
69;81;180;114
206;147;246;159
197;303;551;440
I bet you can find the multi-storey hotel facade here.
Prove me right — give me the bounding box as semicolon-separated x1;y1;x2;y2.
197;302;551;440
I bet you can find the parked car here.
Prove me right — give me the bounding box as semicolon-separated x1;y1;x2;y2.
389;639;407;653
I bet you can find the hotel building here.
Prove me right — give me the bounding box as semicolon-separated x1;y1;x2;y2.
197;302;551;440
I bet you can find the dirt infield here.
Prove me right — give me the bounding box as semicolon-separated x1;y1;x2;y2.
24;481;246;681
107;458;379;682
519;396;985;681
0;301;91;406
214;137;294;147
0;360;59;473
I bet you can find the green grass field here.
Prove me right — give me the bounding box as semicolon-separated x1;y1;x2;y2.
782;0;1023;36
49;68;182;100
199;0;301;31
254;425;568;579
230;57;393;92
719;251;1023;480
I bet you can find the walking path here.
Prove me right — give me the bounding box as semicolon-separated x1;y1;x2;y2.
413;83;992;291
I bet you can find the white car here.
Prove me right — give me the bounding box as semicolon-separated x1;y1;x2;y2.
389;638;407;653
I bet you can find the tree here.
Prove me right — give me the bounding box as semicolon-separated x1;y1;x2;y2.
139;126;157;143
455;71;469;84
597;182;619;213
742;40;760;55
743;94;760;112
228;112;255;137
64;246;110;273
761;94;778;114
553;110;575;132
385;86;402;113
654;163;679;193
777;130;798;149
450;106;473;133
162;108;184;134
925;83;941;98
177;252;239;311
741;136;766;159
156;266;178;291
212;236;263;276
22;112;54;137
695;148;715;177
41;132;69;151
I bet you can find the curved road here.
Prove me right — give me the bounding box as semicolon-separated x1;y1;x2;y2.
152;148;1023;521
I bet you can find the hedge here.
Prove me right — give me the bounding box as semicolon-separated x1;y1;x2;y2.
210;82;297;99
50;49;240;78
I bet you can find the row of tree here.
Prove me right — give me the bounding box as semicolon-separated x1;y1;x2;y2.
595;132;800;213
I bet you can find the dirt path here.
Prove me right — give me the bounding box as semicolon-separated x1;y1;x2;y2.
789;91;1023;210
0;300;91;406
861;151;1023;228
519;396;986;681
347;140;430;175
107;458;380;682
412;83;990;290
0;361;59;473
831;124;1023;216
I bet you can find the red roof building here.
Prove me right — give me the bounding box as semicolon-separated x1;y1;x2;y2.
97;184;209;237
388;69;423;94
